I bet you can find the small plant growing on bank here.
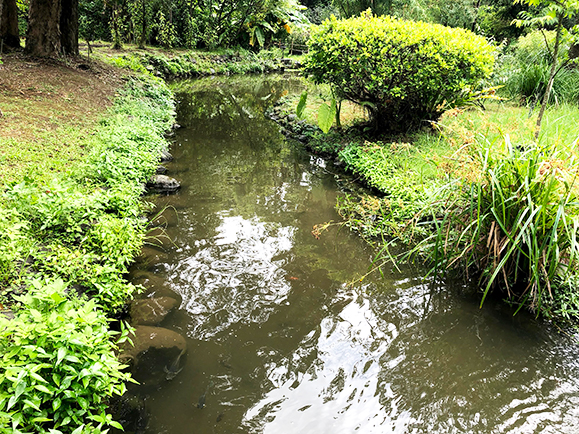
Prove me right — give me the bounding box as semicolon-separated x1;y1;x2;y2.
303;12;496;133
0;279;133;433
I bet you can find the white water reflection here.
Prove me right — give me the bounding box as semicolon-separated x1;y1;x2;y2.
243;292;414;434
168;212;295;340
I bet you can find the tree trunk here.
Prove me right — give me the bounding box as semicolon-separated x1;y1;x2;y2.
111;3;122;49
26;0;62;57
60;0;78;55
1;0;21;48
139;0;146;49
534;13;563;141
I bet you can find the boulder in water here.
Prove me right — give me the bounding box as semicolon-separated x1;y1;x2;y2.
146;175;180;192
130;296;178;326
120;325;188;386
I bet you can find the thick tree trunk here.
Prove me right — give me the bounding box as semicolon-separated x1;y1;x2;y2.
60;0;78;55
1;0;21;48
26;0;62;57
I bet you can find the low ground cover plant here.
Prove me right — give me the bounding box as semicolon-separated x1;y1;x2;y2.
0;75;175;432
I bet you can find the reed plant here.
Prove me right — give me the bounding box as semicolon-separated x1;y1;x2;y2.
411;137;579;315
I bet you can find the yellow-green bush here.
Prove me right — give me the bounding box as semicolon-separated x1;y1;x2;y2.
303;13;495;132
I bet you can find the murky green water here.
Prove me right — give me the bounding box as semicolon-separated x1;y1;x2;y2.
129;75;579;434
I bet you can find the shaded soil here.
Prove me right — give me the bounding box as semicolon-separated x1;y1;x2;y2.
0;52;123;140
0;52;126;183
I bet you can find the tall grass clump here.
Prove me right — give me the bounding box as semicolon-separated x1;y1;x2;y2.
411;137;579;315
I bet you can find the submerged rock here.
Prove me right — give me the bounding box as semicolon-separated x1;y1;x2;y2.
137;245;169;264
120;325;188;387
130;296;178;326
155;165;168;174
109;393;148;434
146;174;180;192
120;325;187;364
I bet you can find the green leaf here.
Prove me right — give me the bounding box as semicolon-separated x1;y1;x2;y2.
50;292;65;305
318;99;337;134
110;420;124;430
30;371;48;383
255;27;265;48
23;398;40;411
34;384;53;395
77;397;89;411
52;397;62;412
56;347;67;366
7;395;18;411
71;424;85;434
14;380;26;400
296;91;308;119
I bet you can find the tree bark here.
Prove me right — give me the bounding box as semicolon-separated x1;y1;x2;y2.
60;0;78;55
534;13;563;141
26;0;62;57
1;0;21;48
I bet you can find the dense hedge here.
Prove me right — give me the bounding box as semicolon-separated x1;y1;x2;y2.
304;13;495;132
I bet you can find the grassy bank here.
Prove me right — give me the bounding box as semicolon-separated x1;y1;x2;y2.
84;43;302;79
278;90;579;322
0;52;175;433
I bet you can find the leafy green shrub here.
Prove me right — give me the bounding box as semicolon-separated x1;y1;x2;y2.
33;244;142;310
4;180;145;247
303;13;495;132
409;138;579;314
0;279;132;434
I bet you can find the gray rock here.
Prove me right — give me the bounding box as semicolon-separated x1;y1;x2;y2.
287;114;297;122
146;175;180;192
0;310;14;320
156;165;168;174
159;150;173;162
130;296;178;326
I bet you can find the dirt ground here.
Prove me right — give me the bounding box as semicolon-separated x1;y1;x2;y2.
0;51;126;183
0;52;123;140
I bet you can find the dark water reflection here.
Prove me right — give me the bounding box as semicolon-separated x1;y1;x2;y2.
130;75;579;434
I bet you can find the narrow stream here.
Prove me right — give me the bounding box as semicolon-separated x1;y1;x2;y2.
128;75;579;434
